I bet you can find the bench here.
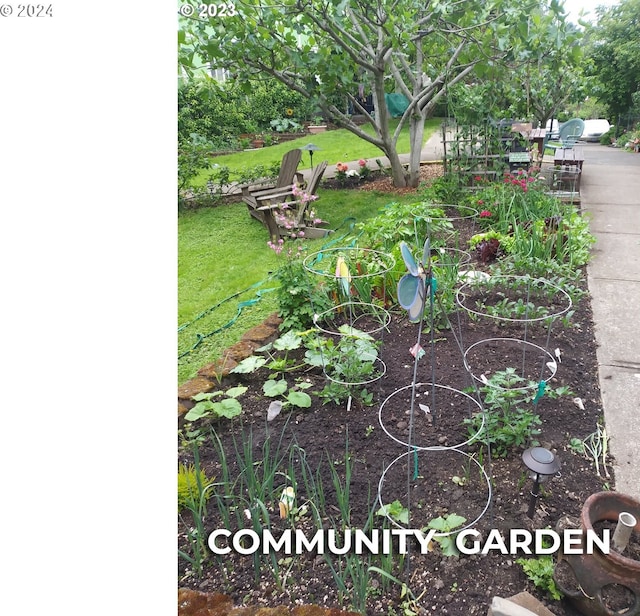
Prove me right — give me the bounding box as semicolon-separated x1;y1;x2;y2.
553;146;584;170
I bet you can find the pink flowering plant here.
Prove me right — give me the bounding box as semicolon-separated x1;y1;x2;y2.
358;158;371;180
461;168;558;234
463;166;595;267
272;184;325;238
335;162;349;186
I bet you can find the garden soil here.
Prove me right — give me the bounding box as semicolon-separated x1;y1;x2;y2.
178;173;626;615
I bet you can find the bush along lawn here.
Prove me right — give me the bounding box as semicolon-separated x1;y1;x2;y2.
178;169;611;616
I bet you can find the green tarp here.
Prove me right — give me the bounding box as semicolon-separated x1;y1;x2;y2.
384;93;410;118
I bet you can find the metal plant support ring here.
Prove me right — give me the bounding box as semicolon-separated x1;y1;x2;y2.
377;448;492;533
456;274;572;323
313;302;392;337
463;337;558;391
412;203;480;222
303;246;396;279
378;382;485;451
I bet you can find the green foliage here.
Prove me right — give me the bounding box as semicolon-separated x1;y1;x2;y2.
424;174;467;205
377;500;409;525
184;386;248;422
178;80;255;145
180;0;552;186
461;170;562;234
178;133;216;194
516;555;563;600
263;378;312;408
587;0;640;116
465;369;543;457
178;77;311;142
426;514;467;556
273;255;332;332
178;463;214;511
308;327;381;406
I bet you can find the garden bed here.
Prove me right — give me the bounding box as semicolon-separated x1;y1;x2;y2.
178;268;610;615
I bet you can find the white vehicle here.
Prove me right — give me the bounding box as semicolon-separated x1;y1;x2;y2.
582;119;611;142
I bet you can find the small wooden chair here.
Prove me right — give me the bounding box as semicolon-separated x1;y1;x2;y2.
256;160;328;241
242;149;303;223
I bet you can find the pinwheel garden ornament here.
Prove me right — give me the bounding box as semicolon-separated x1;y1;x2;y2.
397;239;434;323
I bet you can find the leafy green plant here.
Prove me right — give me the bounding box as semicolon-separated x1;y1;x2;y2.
568;437;585;455
233;331;307;377
377;500;409;525
270;117;303;132
464;369;543;457
516;555;563;600
262;377;312;409
178;133;216;196
273;254;333;332
306;327;381;405
184;386;247;422
425;513;467;556
178;445;214;578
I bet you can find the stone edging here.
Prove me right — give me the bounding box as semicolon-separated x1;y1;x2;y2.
178;312;283;418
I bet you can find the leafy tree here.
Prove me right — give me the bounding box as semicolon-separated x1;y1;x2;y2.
179;0;569;187
586;0;640;117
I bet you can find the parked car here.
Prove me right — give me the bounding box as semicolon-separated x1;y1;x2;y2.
581;119;611;142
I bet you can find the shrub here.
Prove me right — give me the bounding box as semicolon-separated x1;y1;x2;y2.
178;81;256;145
178;463;214;511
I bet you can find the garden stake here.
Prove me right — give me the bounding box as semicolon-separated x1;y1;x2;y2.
396;238;435;574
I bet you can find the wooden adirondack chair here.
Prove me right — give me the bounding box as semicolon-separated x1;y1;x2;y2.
242;149;304;223
255;160;328;241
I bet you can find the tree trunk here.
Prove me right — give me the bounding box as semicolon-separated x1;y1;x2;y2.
385;143;409;187
372;70;408;187
407;112;427;187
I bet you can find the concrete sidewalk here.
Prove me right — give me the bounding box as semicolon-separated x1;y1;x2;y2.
580;143;640;500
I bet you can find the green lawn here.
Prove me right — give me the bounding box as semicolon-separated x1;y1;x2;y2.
192;118;442;187
178;188;426;384
179;118;444;384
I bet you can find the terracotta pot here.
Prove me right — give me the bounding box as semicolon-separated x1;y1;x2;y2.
554;492;640;616
308;125;327;134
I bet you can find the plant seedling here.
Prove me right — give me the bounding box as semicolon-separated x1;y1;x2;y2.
377;500;409;525
184;386;248;422
425;513;467;556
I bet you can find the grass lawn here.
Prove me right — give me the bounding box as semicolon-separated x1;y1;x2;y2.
191;118;442;187
178;188;426;384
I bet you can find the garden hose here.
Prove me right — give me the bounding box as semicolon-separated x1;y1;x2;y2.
178;218;361;361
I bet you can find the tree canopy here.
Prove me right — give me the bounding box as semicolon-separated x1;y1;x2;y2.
179;0;578;186
586;0;640;117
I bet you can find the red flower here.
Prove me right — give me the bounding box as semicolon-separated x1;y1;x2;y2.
479;210;492;218
477;199;484;205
